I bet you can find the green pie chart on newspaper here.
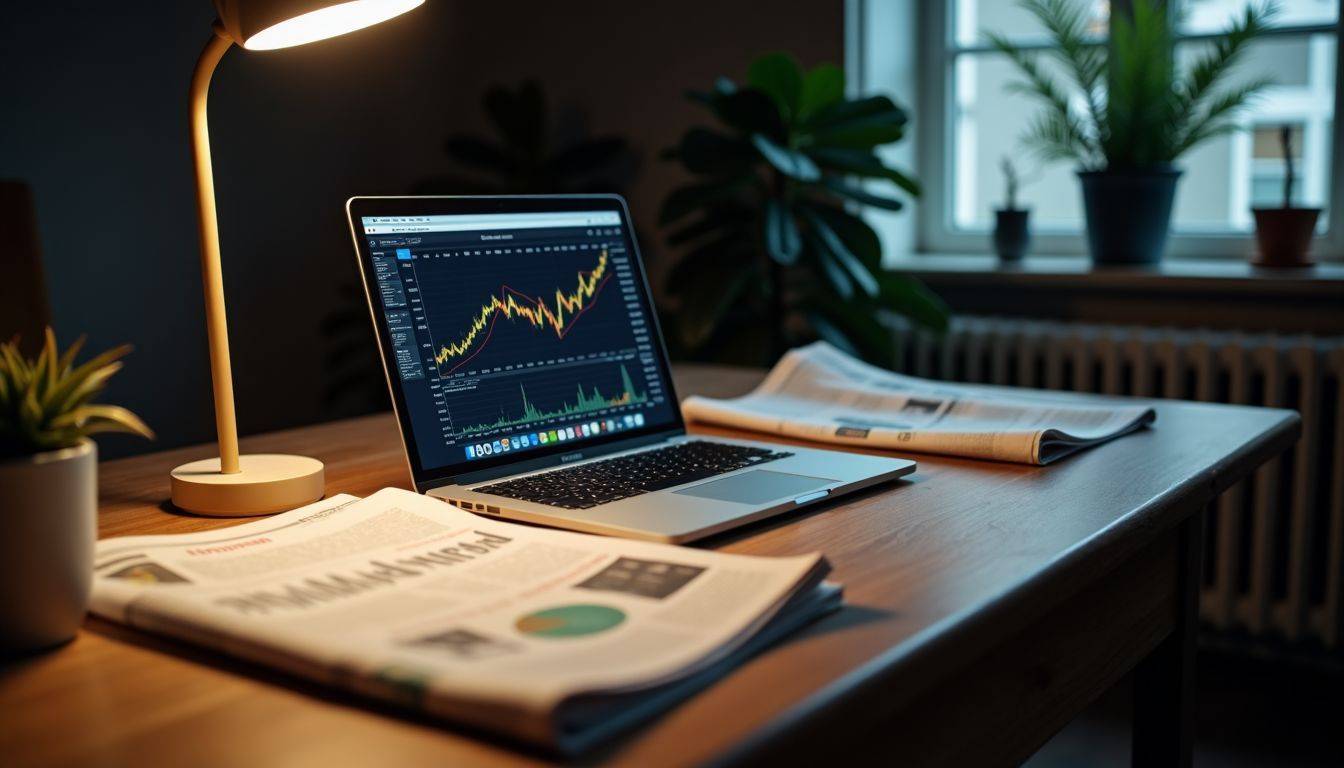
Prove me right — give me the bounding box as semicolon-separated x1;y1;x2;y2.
515;604;626;638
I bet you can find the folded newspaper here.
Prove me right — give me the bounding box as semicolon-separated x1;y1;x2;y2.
682;341;1156;465
91;488;838;753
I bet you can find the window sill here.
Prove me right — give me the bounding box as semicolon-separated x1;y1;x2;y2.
887;254;1344;333
889;254;1344;297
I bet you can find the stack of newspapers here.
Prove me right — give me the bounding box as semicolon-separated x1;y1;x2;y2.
682;342;1157;465
91;489;837;753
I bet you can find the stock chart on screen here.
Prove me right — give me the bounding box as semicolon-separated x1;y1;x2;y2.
362;209;676;472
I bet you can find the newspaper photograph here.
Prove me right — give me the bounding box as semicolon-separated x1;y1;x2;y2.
90;489;836;752
681;342;1157;465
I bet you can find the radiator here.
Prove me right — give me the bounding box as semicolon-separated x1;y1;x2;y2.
887;316;1344;650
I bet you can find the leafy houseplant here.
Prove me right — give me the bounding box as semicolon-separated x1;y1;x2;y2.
994;157;1031;262
323;82;639;419
990;0;1274;264
1251;125;1320;267
322;81;640;417
413;80;635;195
0;331;152;653
660;53;948;367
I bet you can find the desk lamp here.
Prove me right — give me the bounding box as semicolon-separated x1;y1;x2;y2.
171;0;424;515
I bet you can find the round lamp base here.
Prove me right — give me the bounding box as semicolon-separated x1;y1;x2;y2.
171;454;325;517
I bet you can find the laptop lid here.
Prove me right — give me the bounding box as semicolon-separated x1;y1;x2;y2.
346;195;685;491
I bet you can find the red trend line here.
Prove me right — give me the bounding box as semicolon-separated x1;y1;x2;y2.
441;271;615;376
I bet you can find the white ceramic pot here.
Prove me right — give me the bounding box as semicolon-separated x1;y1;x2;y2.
0;439;96;654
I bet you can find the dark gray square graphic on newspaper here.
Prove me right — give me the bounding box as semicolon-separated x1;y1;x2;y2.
403;628;518;659
576;557;706;600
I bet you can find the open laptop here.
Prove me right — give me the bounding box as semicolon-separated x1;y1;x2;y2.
346;195;914;543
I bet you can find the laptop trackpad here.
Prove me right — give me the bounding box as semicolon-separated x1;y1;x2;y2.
673;470;834;505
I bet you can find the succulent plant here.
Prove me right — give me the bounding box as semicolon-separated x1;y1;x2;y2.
0;329;153;460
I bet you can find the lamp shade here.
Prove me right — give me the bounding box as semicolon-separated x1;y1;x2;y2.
214;0;423;50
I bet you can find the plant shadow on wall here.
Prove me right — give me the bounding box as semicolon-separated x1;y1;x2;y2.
320;81;639;416
659;53;948;368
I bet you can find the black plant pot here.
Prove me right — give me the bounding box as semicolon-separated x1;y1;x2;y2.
1077;167;1182;265
993;209;1030;261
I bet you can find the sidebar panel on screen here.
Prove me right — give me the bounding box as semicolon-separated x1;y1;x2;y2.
363;211;677;473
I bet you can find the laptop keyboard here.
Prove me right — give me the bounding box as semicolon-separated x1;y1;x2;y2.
475;440;794;510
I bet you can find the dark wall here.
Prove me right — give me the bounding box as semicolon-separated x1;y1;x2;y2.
1;1;842;459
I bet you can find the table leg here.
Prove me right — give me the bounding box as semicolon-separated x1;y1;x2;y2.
1131;511;1203;768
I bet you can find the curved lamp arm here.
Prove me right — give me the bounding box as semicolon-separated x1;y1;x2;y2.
189;24;240;474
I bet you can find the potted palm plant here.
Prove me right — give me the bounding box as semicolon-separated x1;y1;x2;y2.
1251;125;1321;267
660;52;948;367
0;331;152;653
990;0;1274;264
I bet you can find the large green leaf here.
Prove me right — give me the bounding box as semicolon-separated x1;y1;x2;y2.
810;204;881;269
709;89;786;140
751;134;820;181
673;128;756;178
822;176;906;211
748;52;804;121
803;299;895;366
813;243;855;300
805;95;906;130
812;111;908;149
807;147;921;195
686;76;736;107
798;64;845;122
806;313;861;359
764;199;802;265
807;213;878;298
876;273;951;333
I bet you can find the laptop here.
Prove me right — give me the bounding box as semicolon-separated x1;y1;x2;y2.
346;194;915;543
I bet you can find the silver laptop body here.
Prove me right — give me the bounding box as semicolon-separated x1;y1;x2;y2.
347;194;914;543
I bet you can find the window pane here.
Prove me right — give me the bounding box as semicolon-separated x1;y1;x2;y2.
950;51;1087;230
1171;35;1334;231
953;0;1108;47
948;35;1334;233
1249;124;1306;206
1179;0;1337;35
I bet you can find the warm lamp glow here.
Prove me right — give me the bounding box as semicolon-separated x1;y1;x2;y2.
243;0;423;50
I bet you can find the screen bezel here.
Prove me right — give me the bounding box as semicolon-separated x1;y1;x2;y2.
345;194;686;490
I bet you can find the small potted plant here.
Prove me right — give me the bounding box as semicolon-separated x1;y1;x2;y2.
1251;125;1321;267
994;157;1031;261
0;330;152;654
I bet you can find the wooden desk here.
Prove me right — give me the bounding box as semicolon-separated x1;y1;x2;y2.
0;366;1299;767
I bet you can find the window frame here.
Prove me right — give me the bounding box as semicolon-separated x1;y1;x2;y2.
870;0;1344;260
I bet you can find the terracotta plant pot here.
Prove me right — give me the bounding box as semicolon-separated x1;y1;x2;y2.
0;440;97;654
1251;208;1320;267
993;209;1030;262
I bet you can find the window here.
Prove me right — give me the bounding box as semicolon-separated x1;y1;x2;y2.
852;0;1344;259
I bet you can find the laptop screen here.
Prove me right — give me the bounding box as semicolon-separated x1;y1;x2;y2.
357;202;681;481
